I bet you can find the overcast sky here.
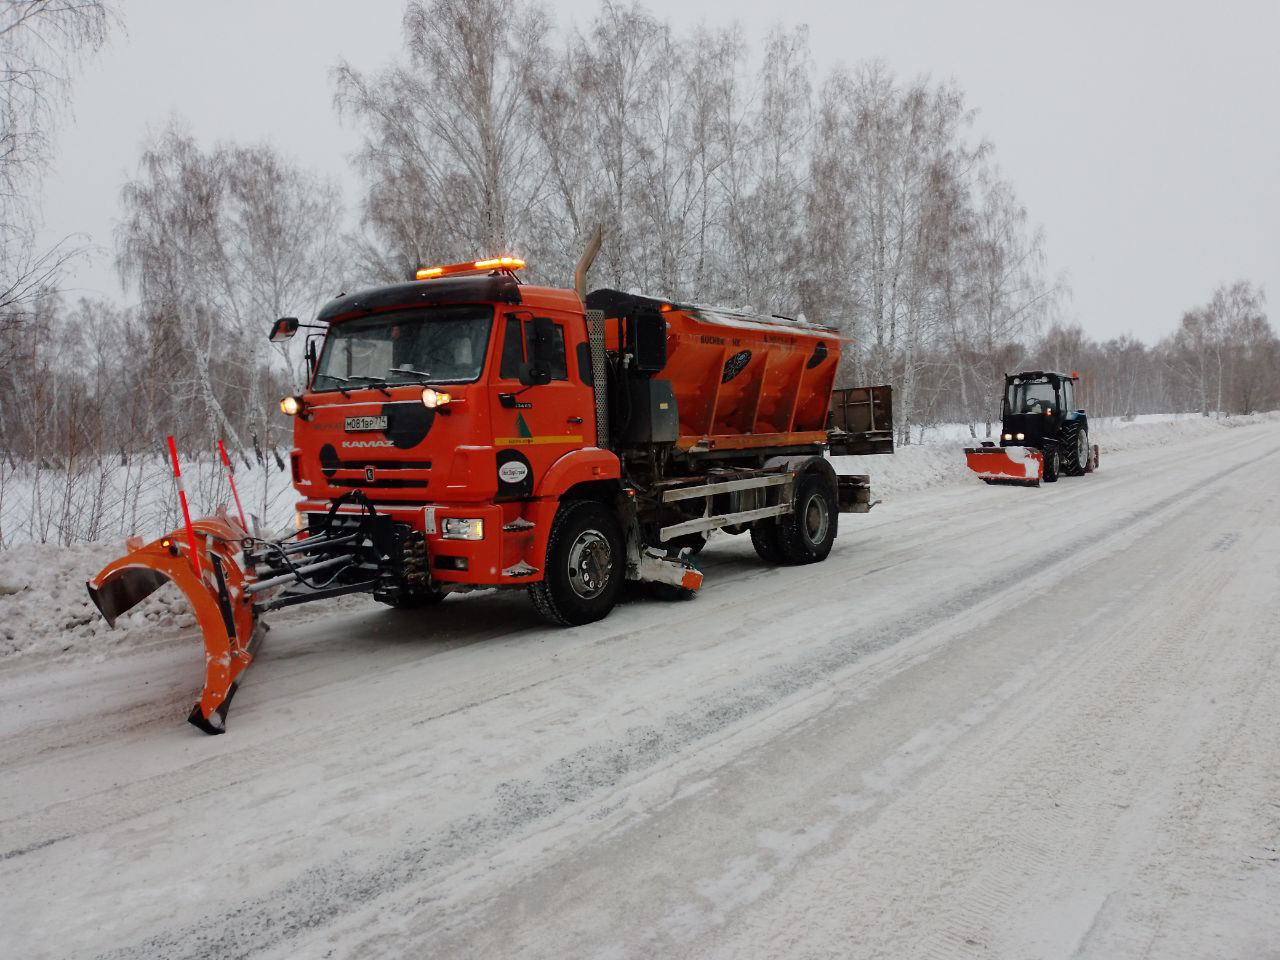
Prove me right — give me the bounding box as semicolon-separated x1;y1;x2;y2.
35;0;1279;343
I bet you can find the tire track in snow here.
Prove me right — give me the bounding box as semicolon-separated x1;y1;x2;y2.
88;441;1280;960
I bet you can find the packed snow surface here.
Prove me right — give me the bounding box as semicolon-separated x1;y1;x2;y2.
2;413;1279;959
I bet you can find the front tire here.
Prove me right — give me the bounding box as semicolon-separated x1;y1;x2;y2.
1042;444;1060;483
777;471;838;564
529;500;625;626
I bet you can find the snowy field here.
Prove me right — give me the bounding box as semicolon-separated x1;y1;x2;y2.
2;412;1279;959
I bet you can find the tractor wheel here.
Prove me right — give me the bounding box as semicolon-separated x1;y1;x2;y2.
529;500;625;626
750;519;785;564
1062;422;1089;476
777;471;839;564
1042;444;1060;483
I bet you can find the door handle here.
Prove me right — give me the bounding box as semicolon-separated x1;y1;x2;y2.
567;416;584;424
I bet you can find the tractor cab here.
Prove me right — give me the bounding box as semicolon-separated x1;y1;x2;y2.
999;371;1078;449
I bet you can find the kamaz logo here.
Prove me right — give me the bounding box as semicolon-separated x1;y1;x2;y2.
365;467;375;482
342;440;393;448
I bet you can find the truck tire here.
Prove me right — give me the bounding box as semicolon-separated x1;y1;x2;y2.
776;471;838;564
1042;444;1060;483
1061;422;1089;477
750;519;785;564
529;500;625;626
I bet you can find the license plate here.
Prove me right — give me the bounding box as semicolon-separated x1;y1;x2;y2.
345;415;388;432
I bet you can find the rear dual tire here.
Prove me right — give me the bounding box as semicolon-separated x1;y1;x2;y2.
752;471;838;565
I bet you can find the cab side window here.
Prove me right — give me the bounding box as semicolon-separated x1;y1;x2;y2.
499;315;568;381
499;315;525;380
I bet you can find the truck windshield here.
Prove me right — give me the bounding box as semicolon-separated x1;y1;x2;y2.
1006;378;1058;413
313;305;493;391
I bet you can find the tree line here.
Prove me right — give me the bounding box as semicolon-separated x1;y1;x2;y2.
0;0;1275;477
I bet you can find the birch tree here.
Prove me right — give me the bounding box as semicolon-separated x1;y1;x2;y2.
335;0;549;280
0;0;112;365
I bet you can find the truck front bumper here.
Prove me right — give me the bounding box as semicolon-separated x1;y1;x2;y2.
295;498;547;587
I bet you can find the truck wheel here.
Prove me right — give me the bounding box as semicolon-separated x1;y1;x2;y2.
529;500;625;626
750;520;784;564
1042;444;1060;483
777;471;838;564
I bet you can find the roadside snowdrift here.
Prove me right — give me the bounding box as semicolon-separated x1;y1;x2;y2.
834;411;1280;494
1;412;1275;664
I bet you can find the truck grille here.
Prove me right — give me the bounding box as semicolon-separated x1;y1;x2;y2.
319;448;432;490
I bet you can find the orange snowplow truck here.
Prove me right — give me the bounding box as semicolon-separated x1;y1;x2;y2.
87;239;893;733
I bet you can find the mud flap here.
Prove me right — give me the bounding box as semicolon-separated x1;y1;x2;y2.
86;509;269;734
1086;444;1100;473
964;446;1044;486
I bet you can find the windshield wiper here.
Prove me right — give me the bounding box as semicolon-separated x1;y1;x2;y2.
344;374;392;396
386;365;436;384
316;374;353;398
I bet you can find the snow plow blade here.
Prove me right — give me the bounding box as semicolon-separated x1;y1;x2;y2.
965;445;1044;486
86;509;266;735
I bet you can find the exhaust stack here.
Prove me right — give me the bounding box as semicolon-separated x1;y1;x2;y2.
574;226;603;301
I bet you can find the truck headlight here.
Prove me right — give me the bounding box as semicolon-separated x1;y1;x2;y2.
1015;432;1025;440
1002;433;1012;441
440;517;484;540
280;396;302;416
421;387;452;409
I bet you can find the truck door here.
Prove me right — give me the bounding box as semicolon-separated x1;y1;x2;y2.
490;310;595;498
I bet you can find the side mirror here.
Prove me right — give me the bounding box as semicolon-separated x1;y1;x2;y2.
269;317;300;342
518;316;556;387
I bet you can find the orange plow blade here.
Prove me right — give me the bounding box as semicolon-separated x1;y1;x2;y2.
87;508;270;734
965;445;1044;486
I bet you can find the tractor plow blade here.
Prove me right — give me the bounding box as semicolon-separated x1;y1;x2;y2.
86;508;271;735
965;446;1044;486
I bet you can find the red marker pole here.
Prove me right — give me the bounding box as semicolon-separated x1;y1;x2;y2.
166;436;201;577
217;439;248;531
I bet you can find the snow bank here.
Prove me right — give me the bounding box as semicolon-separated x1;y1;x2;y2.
834;411;1280;498
0;541;200;661
1091;411;1280;453
0;539;371;663
2;411;1277;665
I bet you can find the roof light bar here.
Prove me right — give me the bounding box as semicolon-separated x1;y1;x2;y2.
415;257;525;281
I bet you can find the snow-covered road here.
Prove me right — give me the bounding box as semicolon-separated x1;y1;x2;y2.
4;420;1279;960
